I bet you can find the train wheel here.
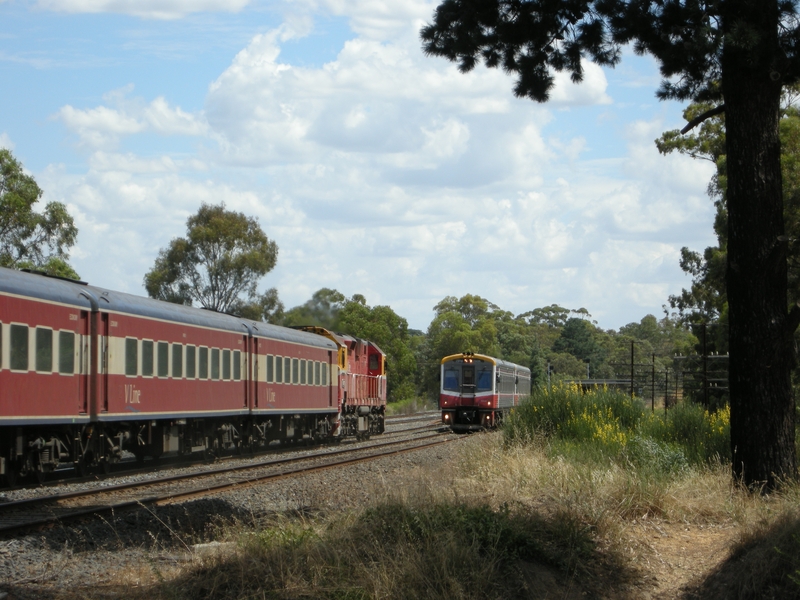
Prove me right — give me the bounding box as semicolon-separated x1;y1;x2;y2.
34;466;46;485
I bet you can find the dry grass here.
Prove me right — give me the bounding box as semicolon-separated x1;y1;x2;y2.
22;433;800;600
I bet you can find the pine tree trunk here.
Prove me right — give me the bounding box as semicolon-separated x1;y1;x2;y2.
722;0;797;488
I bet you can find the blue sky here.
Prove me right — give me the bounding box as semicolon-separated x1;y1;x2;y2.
0;0;716;331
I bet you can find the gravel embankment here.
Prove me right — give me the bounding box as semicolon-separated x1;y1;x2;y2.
0;433;465;600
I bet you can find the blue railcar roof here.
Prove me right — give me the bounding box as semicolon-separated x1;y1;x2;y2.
0;267;93;310
0;267;336;350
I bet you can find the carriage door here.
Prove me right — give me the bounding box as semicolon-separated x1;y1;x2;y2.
100;313;110;413
77;310;90;414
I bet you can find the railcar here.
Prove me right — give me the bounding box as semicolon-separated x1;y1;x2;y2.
0;267;386;485
439;352;531;431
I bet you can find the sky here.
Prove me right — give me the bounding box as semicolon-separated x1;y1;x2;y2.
0;0;717;332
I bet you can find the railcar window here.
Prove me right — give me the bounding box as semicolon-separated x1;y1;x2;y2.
284;357;291;383
199;347;209;379
292;358;299;384
266;354;274;383
125;338;138;376
443;368;459;391
211;348;220;380
300;359;306;384
315;361;320;386
142;341;154;377
36;328;53;373
233;350;241;381
275;355;283;383
369;354;379;370
59;331;75;374
157;342;169;378
10;324;28;371
476;369;493;392
0;323;3;370
322;362;328;385
185;345;196;379
222;349;231;380
462;365;475;386
172;344;183;379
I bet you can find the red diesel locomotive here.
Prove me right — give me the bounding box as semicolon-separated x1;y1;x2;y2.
0;267;386;485
439;352;531;431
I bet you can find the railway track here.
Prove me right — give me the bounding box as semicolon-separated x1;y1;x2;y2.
0;416;454;536
0;411;441;491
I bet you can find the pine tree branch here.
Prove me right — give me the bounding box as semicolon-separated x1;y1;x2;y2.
680;104;726;134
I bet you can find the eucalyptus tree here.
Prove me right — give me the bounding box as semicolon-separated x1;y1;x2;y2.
0;148;79;279
421;0;800;487
144;203;278;315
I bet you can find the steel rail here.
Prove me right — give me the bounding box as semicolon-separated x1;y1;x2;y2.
0;429;457;535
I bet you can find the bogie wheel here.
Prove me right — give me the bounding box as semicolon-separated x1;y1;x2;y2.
34;467;46;485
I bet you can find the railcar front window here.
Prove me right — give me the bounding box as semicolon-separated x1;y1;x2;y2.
462;365;475;387
36;328;53;373
59;331;75;374
476;369;493;392
443;368;459;391
369;354;379;371
142;341;154;377
10;325;28;371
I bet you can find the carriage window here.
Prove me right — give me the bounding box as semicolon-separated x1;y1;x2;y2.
185;345;196;379
233;350;241;381
275;355;283;383
284;357;291;383
266;354;274;383
222;349;231;380
443;368;459;391
172;344;183;379
157;342;169;377
199;347;209;379
36;328;53;373
477;369;493;392
125;338;138;376
292;358;299;384
322;362;328;385
59;331;75;374
10;324;28;371
211;348;220;380
142;340;154;377
300;359;306;384
314;361;321;386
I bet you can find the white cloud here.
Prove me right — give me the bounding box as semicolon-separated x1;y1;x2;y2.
0;132;14;150
56;92;208;149
32;3;717;331
36;0;251;19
